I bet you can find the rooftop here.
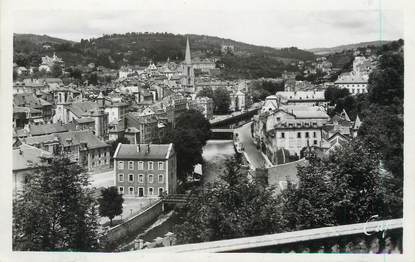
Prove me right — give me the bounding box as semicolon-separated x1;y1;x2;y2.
13;143;52;171
114;143;174;160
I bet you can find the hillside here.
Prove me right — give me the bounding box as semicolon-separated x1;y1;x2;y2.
14;32;316;79
308;40;391;55
14;33;74;46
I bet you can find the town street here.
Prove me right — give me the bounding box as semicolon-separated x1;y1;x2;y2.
234;122;269;169
89;169;115;188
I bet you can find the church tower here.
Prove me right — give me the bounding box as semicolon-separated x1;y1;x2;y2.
183;36;195;93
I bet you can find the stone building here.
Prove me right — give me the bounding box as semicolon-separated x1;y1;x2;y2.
113;143;177;198
22;130;111;171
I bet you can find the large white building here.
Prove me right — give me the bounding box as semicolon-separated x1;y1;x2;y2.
254;105;330;163
334;72;369;95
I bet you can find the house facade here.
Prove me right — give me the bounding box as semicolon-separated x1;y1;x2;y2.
113;143;177;198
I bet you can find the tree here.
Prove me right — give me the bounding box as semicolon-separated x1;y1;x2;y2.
279;139;402;231
324;87;350;105
162;110;211;182
13;155;99;251
358;105;403;180
368;53;403;113
50;63;63;78
98;187;124;226
163;128;204;183
197;87;214;99
212;87;231;114
175;155;286;244
175;109;211;144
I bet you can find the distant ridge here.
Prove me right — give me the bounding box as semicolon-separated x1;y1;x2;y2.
307;40;392;55
14;33;75;45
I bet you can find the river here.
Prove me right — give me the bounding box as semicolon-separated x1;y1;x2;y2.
201;139;236;184
121;139;235;249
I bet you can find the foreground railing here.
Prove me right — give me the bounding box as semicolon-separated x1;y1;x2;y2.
138;218;402;253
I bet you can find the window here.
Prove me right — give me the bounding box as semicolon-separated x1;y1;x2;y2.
119;186;124;194
158;188;164;196
281;132;285;139
305;132;309;138
128;174;134;182
276;117;281;121
148;174;154;183
138;161;144;170
148;161;154;170
313;132;317;138
158;161;164;170
129;187;134;195
118;161;124;170
118;173;124;182
314;140;318;145
128;161;134;170
138;174;144;183
148;187;154;196
297;132;301;138
158;174;164;183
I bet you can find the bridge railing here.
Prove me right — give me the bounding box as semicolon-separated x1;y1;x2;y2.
139;218;402;253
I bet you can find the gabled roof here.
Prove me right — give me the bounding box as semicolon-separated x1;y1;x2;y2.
113;143;174;160
66;101;99;117
24;131;109;149
30;123;68;136
13;143;52;171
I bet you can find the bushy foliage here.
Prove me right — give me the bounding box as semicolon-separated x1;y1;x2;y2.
13;155;99;251
175;155;286;244
162;109;211;182
279;140;402;230
98;187;124;226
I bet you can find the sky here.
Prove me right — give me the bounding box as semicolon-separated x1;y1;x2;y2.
11;1;404;49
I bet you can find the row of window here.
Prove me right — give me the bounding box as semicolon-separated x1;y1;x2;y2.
118;173;164;183
344;84;366;88
118;160;164;170
119;186;164;196
350;88;367;94
280;131;317;139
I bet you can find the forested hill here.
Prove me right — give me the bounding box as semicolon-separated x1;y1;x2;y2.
308;40;392;55
14;32;315;70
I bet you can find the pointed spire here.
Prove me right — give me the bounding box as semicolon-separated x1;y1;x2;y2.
353;114;362;130
185;36;192;64
341;109;351;122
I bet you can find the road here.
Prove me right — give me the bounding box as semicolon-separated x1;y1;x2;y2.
234;122;269;169
89;169;115;188
88;169;158;227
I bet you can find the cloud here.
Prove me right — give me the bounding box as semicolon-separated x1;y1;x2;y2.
13;9;403;49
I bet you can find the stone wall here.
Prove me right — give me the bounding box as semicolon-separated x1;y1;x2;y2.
100;199;164;246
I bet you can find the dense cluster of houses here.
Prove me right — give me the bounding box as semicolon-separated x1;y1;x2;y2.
12;37;252;199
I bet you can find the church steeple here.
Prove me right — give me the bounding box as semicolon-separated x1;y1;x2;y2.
185;36;192;64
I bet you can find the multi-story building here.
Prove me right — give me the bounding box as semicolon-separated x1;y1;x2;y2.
13;143;52;197
113;143;177;198
229;90;247;112
125;112;160;144
13;93;53;124
188;96;214;119
22;130;111;171
255;105;330;163
275;90;328;107
334;72;368;95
